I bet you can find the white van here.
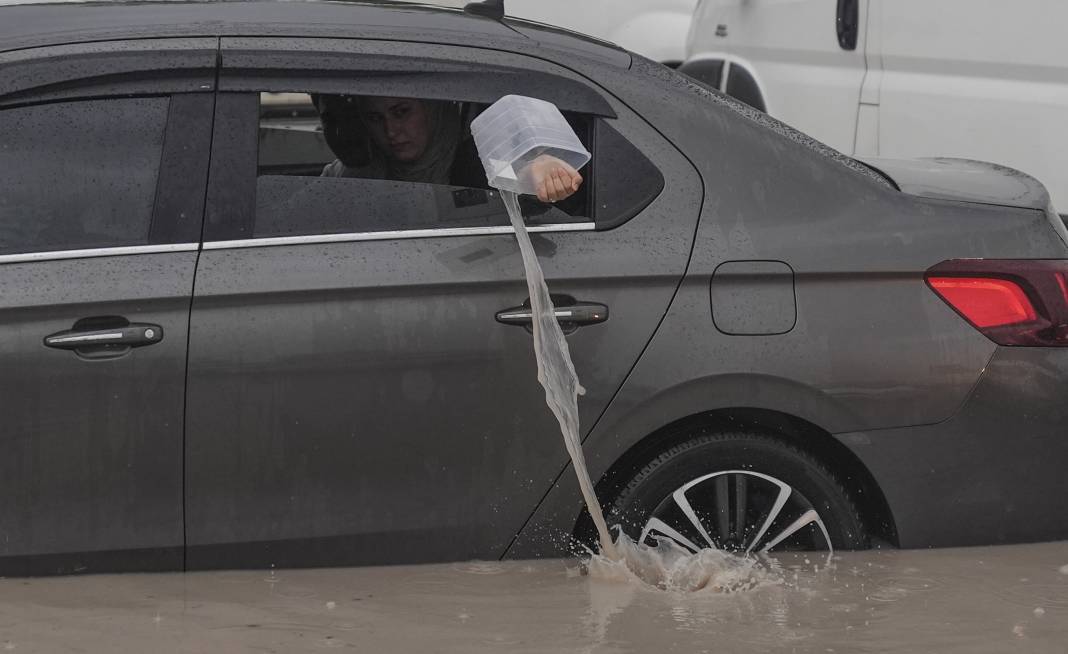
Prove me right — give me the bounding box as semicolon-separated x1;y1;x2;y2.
682;0;1068;213
507;0;698;65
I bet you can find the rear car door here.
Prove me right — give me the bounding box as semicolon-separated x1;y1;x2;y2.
184;37;701;569
0;39;215;575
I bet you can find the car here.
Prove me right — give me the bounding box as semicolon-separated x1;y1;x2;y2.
505;0;698;66
1;0;1066;578
682;0;1068;217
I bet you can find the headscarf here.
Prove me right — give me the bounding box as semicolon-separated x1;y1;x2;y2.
374;98;463;186
320;97;464;185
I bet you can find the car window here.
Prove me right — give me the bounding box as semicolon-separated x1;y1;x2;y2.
252;92;592;239
0;97;168;255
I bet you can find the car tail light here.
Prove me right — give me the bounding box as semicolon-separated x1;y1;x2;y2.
925;259;1068;346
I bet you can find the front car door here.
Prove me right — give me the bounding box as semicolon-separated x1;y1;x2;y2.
185;37;700;569
0;39;215;575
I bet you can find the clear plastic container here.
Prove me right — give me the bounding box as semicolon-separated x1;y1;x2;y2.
470;95;591;195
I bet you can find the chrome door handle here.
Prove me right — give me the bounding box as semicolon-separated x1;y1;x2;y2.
45;323;163;350
496;302;609;328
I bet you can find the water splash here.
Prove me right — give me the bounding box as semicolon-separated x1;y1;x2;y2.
587;533;780;593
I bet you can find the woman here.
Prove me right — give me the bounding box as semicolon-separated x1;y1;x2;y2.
317;94;584;204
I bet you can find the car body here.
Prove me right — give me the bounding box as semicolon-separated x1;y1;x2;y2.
506;0;698;65
682;0;1068;215
1;0;1067;577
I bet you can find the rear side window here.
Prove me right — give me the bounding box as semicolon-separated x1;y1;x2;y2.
252;92;592;239
0;98;168;255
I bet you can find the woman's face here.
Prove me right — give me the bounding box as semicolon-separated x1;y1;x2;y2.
360;97;432;162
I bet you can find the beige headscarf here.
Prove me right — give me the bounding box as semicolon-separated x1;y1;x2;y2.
364;98;463;185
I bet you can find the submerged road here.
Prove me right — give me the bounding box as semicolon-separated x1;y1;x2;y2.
0;541;1066;653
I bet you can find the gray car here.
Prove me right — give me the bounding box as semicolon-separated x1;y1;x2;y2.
1;0;1066;577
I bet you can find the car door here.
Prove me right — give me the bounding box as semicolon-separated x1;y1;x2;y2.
0;39;215;575
184;37;700;570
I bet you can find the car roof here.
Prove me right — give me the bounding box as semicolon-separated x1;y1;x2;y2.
0;0;630;67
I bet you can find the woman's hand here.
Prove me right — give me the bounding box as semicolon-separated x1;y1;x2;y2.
527;155;584;203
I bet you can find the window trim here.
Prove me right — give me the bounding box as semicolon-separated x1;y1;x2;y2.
0;38;218;108
219;37;615;118
0;243;199;265
202;223;595;251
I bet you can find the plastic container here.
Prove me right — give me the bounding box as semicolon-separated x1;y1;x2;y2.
470;95;591;195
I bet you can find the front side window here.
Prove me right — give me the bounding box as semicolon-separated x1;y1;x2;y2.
253;92;592;239
0;97;168;255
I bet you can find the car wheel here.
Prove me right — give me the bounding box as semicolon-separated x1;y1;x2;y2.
608;431;868;553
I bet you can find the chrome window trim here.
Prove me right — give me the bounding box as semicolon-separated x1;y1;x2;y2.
0;243;199;264
203;223;596;250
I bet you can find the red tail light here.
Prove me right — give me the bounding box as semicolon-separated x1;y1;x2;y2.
925;260;1068;346
927;278;1036;328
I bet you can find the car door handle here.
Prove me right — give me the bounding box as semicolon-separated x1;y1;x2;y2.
496;301;608;330
44;323;163;350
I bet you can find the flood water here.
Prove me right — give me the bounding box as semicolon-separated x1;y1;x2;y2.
1;542;1065;653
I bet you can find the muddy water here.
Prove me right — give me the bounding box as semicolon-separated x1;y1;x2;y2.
1;542;1065;653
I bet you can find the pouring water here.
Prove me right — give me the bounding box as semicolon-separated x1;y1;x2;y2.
478;95;780;591
499;190;619;561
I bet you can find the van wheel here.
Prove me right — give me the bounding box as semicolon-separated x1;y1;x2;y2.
608;431;868;553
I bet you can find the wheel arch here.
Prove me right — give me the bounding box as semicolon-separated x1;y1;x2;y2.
578;407;899;548
506;374;900;558
678;53;769;112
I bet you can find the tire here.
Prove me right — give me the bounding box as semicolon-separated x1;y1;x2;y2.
608;430;868;553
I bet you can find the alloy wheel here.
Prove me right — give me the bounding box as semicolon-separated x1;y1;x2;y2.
639;469;833;554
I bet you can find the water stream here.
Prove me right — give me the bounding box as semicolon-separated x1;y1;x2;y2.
502;190;619;561
504;191;780;592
